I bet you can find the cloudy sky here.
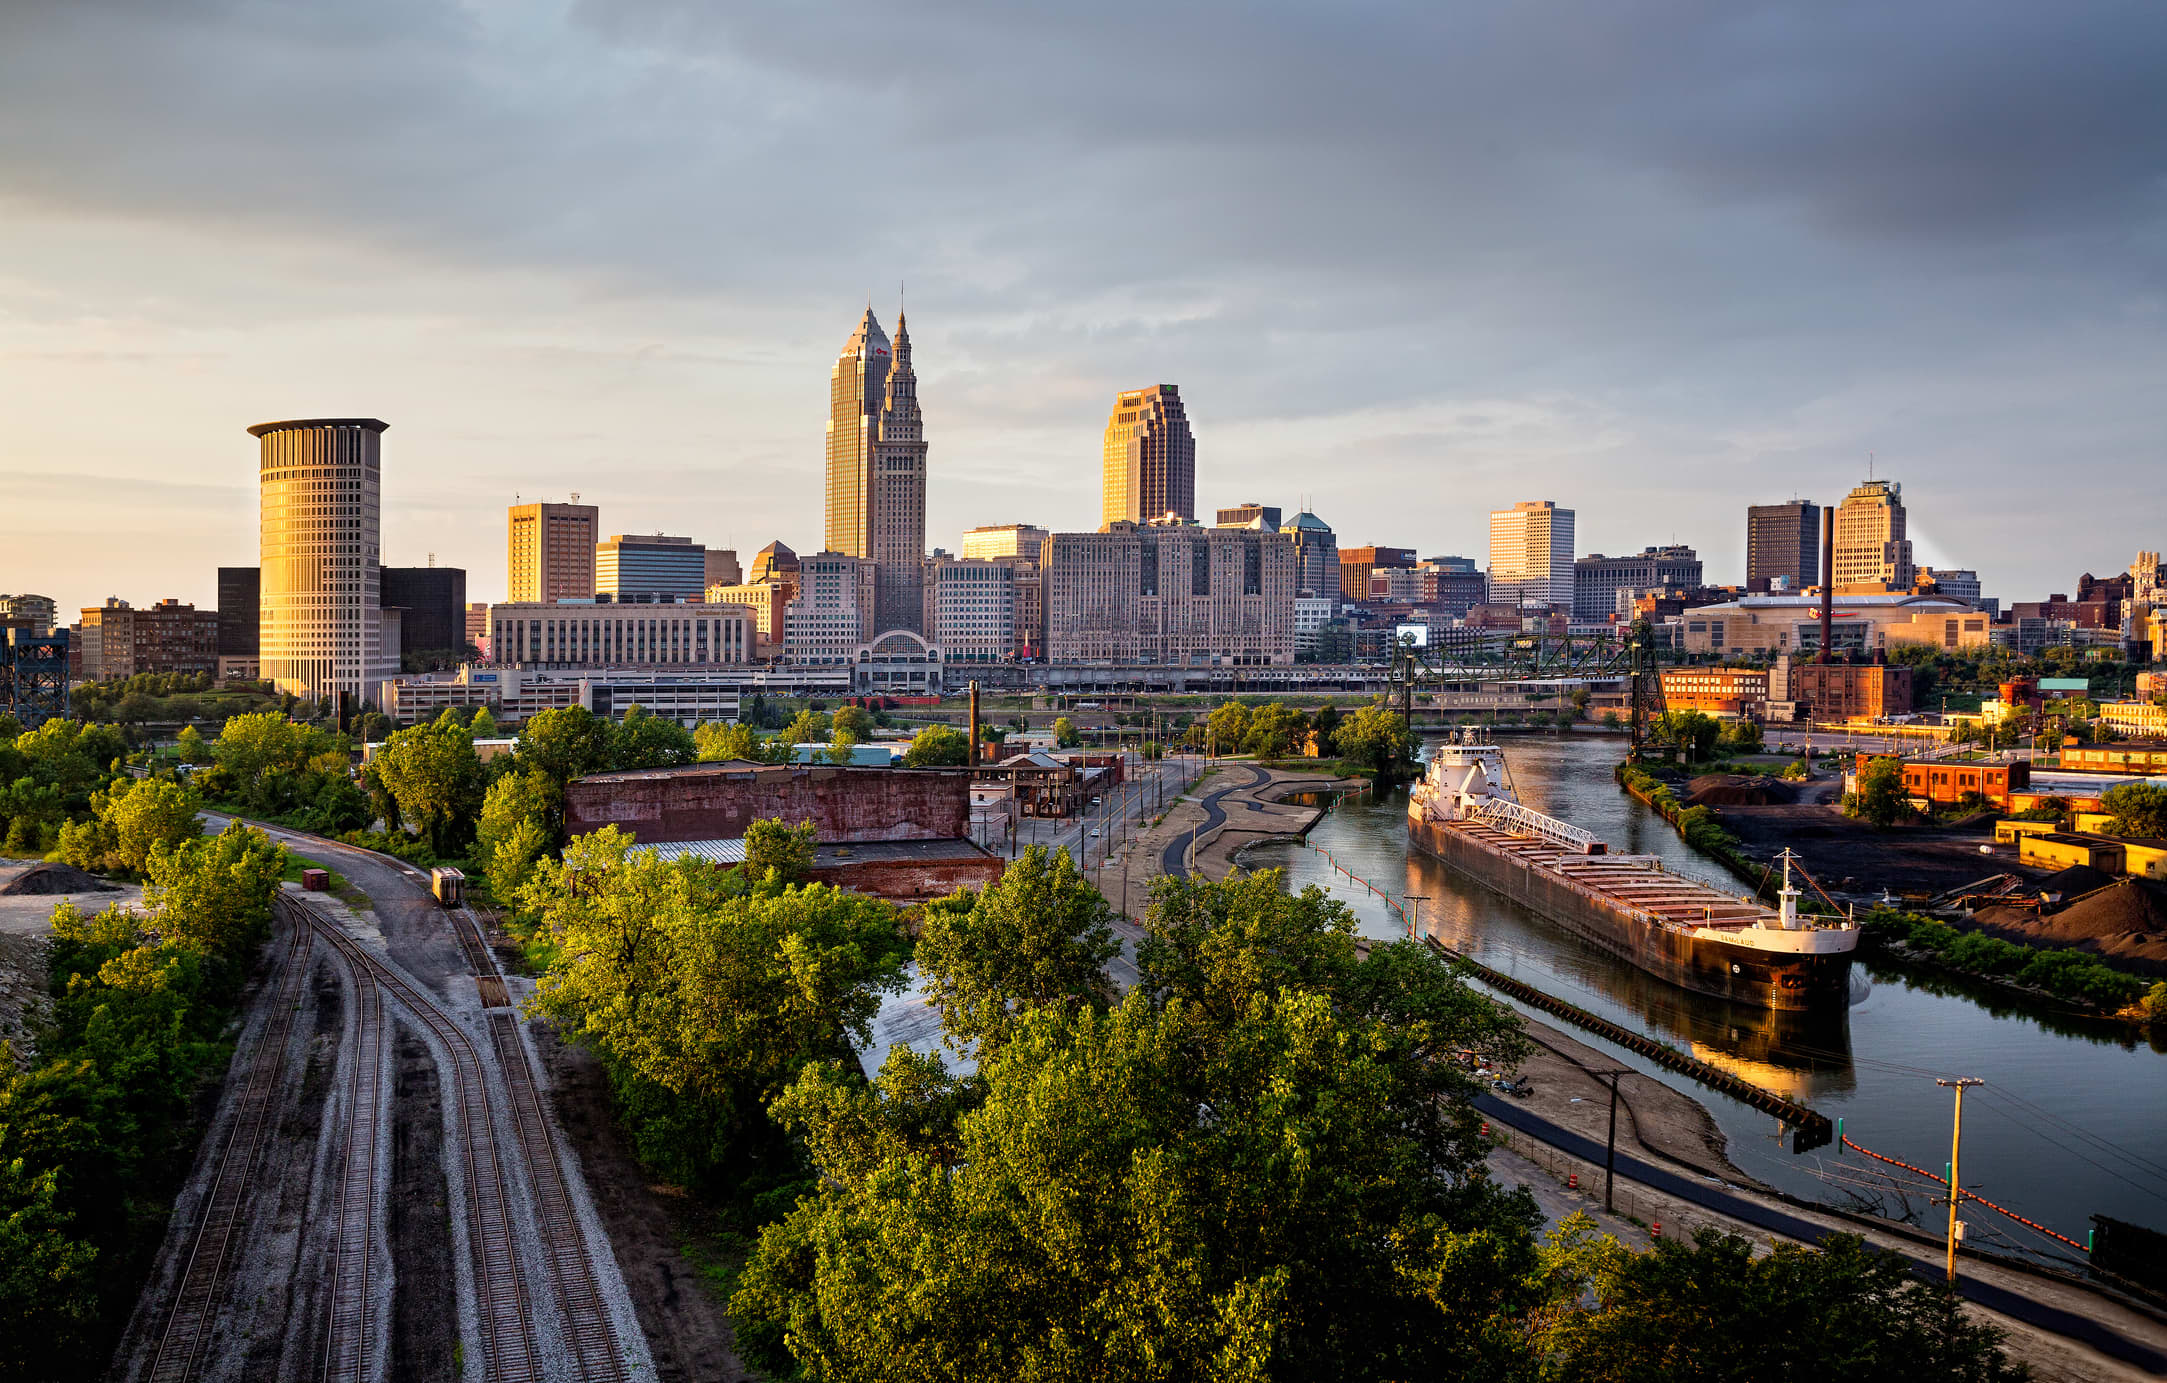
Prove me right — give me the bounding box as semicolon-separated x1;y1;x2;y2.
3;0;2163;617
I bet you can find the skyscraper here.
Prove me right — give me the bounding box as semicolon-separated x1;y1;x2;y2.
1101;385;1195;527
1487;501;1576;612
961;524;1049;561
1746;500;1820;590
596;534;706;601
507;501;599;603
824;307;927;635
253;417;396;701
1279;512;1339;602
1832;479;1914;591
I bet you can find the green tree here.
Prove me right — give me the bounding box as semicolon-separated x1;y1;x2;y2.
782;709;834;746
467;705;500;740
2103;781;2167;839
475;769;556;900
142;822;287;959
372;717;485;857
1844;756;1913;828
825;730;863;765
1536;1226;2026;1383
1718;719;1763;753
695;721;769;763
0;1158;101;1379
744;818;818;883
1242;701;1306;758
735;869;1533;1382
610;705;698;770
915;845;1118;1055
515;705;615;792
521;827;909;1181
172;724;210;765
102;777;203;875
833;705;876;741
1204;701;1249;755
1333;698;1419;780
1053;715;1083;749
1654;709;1722;763
900;724;970;768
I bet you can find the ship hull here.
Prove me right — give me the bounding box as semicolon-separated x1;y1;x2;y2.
1410;815;1851;1011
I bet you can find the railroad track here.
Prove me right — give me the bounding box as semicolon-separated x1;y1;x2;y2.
457;905;628;1382
319;918;386;1383
287;900;545;1383
148;909;315;1383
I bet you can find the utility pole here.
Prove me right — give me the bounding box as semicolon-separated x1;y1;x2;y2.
1937;1077;1983;1283
1597;1069;1630;1213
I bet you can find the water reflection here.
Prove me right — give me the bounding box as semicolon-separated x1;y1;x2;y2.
1244;733;2167;1241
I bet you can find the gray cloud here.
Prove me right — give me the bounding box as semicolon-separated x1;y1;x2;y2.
0;0;2162;614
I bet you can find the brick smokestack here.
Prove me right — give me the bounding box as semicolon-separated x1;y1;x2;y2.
968;681;980;768
1819;507;1835;665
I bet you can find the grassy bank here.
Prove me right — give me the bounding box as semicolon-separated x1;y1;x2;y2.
1860;907;2166;1024
1614;761;1764;887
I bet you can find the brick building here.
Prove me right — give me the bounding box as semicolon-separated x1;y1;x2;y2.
1660;667;1769;719
1875;756;2030;808
1770;655;1913;722
2061;743;2167;774
1043;523;1294;666
74;598;220;680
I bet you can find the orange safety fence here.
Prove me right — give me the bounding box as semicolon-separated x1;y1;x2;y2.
1841;1136;2089;1255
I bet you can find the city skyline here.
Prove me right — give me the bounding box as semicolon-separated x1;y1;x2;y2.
7;4;2162;616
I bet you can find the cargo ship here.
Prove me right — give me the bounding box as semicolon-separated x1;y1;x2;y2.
1408;731;1857;1010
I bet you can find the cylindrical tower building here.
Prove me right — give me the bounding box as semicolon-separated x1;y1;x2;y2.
251;418;393;703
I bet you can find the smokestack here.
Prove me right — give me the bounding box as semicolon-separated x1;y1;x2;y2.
968;681;980;768
1819;507;1835;665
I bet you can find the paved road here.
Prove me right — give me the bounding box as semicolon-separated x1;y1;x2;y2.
1159;763;1272;880
1472;1094;2167;1374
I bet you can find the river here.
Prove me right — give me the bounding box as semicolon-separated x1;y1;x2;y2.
1241;733;2167;1262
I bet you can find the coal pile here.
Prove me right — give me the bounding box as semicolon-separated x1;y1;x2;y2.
1682;775;1796;807
1972;876;2167;977
0;862;118;896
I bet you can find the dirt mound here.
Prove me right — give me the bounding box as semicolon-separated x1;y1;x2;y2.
1683;775;1796;807
1972;877;2167;976
0;862;117;896
2036;865;2117;899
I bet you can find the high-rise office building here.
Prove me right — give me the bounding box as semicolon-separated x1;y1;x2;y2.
596;535;707;602
1279;513;1339;602
1571;546;1701;621
1833;479;1915;591
784;552;877;665
1746;501;1820;591
749;540;801;589
253;417;395;702
1216;503;1281;531
824;307;927;635
961;524;1049;561
0;594;57;635
924;558;1017;665
705;549;743;590
1043;523;1294;665
216;566;260;655
507;501;599;604
1101;385;1195;527
380;566;468;653
1487;501;1576;612
1337;546;1416;604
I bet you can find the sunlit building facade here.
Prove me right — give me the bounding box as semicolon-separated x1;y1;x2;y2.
824;308;927;635
254;417;396;702
1100;385;1195;527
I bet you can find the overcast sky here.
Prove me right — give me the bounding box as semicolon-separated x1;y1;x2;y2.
3;0;2163;617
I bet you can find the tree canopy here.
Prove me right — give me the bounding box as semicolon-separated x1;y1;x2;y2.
2103;782;2167;840
915;845;1119;1055
900;724;970;768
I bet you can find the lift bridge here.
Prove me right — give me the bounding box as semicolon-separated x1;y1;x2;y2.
1386;618;1667;760
2;627;70;729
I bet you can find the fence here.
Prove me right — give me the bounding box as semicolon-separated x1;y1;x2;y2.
1486;1121;1740;1245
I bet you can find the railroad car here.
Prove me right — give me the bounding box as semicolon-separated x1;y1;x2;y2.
430;866;465;907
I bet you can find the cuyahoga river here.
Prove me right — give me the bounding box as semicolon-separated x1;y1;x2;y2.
1243;734;2167;1260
